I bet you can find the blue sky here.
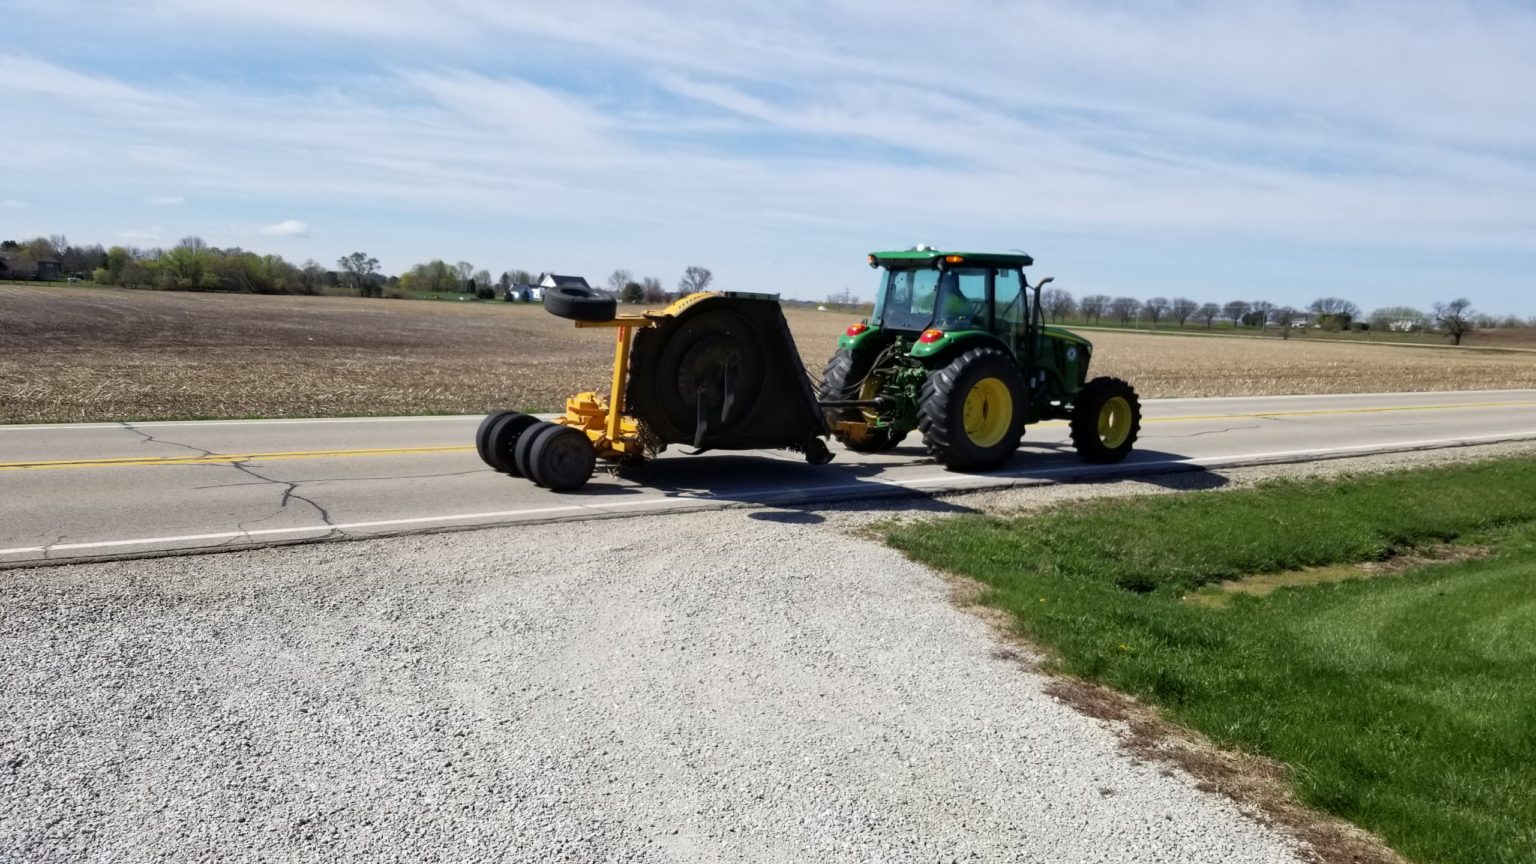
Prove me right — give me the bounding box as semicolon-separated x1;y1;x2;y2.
3;0;1535;314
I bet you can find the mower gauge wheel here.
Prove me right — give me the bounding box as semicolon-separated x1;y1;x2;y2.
481;411;539;474
514;420;557;478
525;425;598;491
543;285;617;322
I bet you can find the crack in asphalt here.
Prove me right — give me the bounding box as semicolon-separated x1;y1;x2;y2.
225;460;340;540
37;533;65;561
117;425;341;545
188;468;487;492
1150;424;1262;439
119;422;217;459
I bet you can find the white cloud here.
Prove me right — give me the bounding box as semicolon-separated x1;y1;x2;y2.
145;195;184;205
258;219;309;237
5;2;1536;309
2;199;25;208
117;228;161;242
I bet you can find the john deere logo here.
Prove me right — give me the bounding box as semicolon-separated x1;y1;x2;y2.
1066;347;1079;361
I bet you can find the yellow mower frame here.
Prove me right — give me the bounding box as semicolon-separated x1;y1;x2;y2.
555;293;723;461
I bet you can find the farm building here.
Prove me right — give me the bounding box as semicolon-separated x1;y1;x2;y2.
505;283;540;302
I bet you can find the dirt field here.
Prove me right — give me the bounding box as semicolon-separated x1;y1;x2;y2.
4;284;1536;424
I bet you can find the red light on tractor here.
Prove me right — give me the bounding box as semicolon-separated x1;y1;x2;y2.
919;328;944;344
944;255;965;264
845;322;868;337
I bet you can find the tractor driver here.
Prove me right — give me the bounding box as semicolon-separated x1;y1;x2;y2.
935;269;984;328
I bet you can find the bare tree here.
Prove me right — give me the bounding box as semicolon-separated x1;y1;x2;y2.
1170;297;1198;327
1433;297;1476;345
506;269;534;286
1309;297;1361;330
338;252;381;297
454;261;474;291
1251;300;1275;332
298;259;326;295
1198;302;1220;328
607;269;634;297
1078;294;1109;324
1144;297;1170;328
1368;305;1425;332
1042;287;1076;322
641;276;667;304
677;266;713;295
1224;300;1252;326
1271;306;1300;339
1109;296;1142;326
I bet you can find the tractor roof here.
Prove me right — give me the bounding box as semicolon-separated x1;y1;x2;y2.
869;248;1034;268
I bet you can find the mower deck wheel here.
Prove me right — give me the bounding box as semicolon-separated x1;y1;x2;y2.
483;412;539;474
525;425;597;491
514;420;557;478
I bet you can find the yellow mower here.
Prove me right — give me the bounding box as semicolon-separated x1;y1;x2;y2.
475;288;830;491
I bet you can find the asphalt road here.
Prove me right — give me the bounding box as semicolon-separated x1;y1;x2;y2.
5;389;1536;566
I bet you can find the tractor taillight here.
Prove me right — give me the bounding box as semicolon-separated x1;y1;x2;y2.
919;328;944;343
846;323;867;337
944;255;965;264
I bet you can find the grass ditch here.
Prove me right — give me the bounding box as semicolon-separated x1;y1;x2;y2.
887;457;1536;864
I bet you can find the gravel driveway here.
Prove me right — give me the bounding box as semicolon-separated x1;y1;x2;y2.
2;507;1304;863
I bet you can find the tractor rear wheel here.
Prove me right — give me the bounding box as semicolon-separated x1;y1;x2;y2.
525;425;597;491
919;347;1026;471
1070;377;1141;463
483;412;540;474
819;349;907;453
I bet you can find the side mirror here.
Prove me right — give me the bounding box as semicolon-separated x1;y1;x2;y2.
1036;276;1055;288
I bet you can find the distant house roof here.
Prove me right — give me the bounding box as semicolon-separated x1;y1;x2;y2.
537;273;590;289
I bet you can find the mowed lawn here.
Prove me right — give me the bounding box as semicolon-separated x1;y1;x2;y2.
888;458;1536;864
4;284;1536;423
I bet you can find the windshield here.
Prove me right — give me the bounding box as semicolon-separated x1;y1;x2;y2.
872;267;988;331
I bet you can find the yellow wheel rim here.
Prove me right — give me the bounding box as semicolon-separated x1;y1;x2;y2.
1098;396;1132;448
962;377;1013;448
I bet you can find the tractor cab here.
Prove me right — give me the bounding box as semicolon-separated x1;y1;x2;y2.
823;247;1141;469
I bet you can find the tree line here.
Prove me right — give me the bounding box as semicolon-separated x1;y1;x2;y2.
1042;290;1506;346
2;234;716;306
1;234;1523;344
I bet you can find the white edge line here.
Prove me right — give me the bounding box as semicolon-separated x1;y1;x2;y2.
4;430;1535;559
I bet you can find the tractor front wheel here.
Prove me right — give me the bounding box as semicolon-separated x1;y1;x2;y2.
1070;377;1141;463
819;349;907;453
919;347;1026;471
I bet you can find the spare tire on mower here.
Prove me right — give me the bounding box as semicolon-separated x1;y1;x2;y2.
543;285;616;322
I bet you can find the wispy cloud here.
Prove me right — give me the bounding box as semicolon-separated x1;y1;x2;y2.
4;2;1536;309
258;220;309;237
117;228;161;242
2;199;25;208
145;195;185;206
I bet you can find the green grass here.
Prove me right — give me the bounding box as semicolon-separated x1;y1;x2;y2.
887;459;1536;864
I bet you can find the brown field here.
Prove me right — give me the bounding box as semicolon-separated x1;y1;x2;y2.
3;284;1536;424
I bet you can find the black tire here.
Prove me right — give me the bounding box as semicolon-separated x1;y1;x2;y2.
1070;377;1141;464
526;425;597;492
476;410;516;467
483;412;540;474
543;285;617;322
918;347;1027;471
818;349;907;453
514;420;556;478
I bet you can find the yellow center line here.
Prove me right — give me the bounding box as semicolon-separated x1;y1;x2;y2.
3;399;1535;472
0;445;473;472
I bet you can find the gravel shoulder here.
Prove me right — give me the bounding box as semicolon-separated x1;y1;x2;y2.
10;442;1526;862
2;505;1305;863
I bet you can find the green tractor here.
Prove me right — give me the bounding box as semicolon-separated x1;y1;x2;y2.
818;248;1141;470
